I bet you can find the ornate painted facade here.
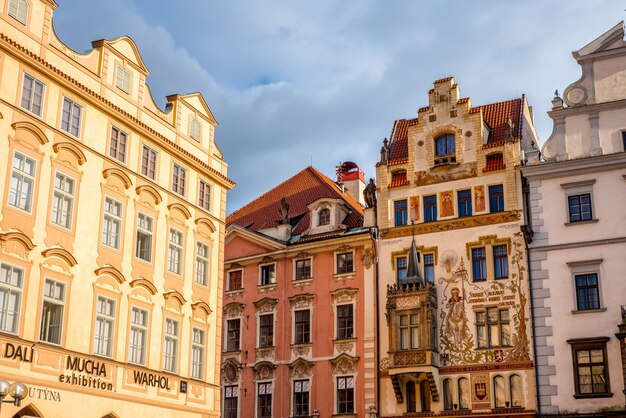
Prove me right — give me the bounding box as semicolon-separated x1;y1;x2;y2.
0;0;233;416
522;22;626;416
375;77;538;417
222;165;377;417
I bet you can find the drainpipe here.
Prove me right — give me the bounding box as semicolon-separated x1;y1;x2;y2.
371;203;381;417
521;174;541;415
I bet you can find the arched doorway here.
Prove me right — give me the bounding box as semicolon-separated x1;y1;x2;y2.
420;380;431;412
12;403;43;418
406;381;416;413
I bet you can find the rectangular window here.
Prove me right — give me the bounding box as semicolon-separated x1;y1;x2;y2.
9;152;36;212
102;197;122;249
295;258;311;281
489;185;504;213
572;342;609;396
622;131;626;151
135;213;153;262
293;380;310;417
568;194;592;222
191;327;205;379
424;195;437;222
21;73;45;116
458;189;472;217
39;278;65;344
172;163;186;196
109;126;128;163
394;199;408;226
8;0;28;25
493;245;508;279
471;247;487;282
226;319;241;352
195;242;209;286
259;314;274;348
337;376;355;414
190;119;201;141
199;180;211;211
94;296;116;357
337;304;354;339
50;172;75;229
128;307;148;365
423;254;435;283
294;309;310;344
575;273;600;311
396;257;407;283
476;308;510;348
227;270;242;291
167;228;183;275
398;313;419;350
257;382;272;418
60;97;82;137
163;318;179;373
336;252;354;274
0;263;23;334
115;66;131;93
141;145;157;180
260;264;275;286
224;386;238;418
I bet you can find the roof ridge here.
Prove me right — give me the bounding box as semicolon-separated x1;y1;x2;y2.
308;167;364;215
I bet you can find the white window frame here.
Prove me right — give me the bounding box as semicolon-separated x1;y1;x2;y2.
189;118;201;142
259;263;276;286
0;263;23;334
256;381;273;418
199;179;211;211
294;257;313;281
135;212;153;262
9;151;36;213
20;72;45;117
195;241;209;286
109;126;128;164
128;306;148;365
335;375;355;415
172;163;187;196
257;312;274;348
102;196;123;249
93;295;116;357
50;171;75;229
225;317;241;352
293;308;311;345
115;65;131;94
8;0;28;25
140;144;158;180
163;317;179;373
567;259;604;313
39;278;66;345
227;269;243;291
60;96;82;137
335;250;355;275
561;179;597;225
223;385;239;418
292;379;311;417
167;227;184;275
335;303;354;340
190;327;205;380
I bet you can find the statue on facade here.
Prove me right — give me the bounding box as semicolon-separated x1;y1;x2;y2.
363;178;377;208
278;197;289;225
380;138;389;165
504;115;515;142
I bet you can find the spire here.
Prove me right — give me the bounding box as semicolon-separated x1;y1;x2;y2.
404;236;423;285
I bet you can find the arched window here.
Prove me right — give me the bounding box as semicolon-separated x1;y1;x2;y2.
318;208;330;226
493;375;505;408
510;374;522;407
406;381;416;413
458;377;470;410
442;379;453;410
420;380;431;412
8;0;28;25
435;134;455;156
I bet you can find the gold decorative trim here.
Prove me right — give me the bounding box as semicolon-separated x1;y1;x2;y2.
465;235;511;259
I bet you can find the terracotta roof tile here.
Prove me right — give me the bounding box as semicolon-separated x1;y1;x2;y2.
434;76;454;84
388;118;418;165
226;167;364;236
418;106;430;113
457;97;470;104
483;153;505;172
389;171;409;188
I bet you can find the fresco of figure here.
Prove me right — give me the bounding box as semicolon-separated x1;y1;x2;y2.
443;287;470;346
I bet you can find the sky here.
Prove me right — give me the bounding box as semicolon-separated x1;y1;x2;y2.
52;1;624;213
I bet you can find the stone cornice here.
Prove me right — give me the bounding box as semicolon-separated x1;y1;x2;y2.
522;152;626;179
548;97;626;119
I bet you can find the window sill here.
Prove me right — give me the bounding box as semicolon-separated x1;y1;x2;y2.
291;342;312;349
333;272;355;281
225;289;244;295
573;392;612;399
333;414;356;418
292;278;313;287
571;308;607;314
564;219;599;226
334;337;357;343
257;283;277;292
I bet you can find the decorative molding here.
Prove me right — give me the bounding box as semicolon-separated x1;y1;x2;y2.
12;121;49;144
261;256;275;264
289;293;315;308
53;142;87;165
221;358;242;384
330;353;359;375
289;357;314;378
135;184;163;204
103;168;132;189
167;203;192;220
295;251;311;260
129;278;157;295
254;361;277;380
465;235;511;259
361;248;373;269
336;244;352;253
330;288;358;303
254;297;278;313
291;344;312;358
191;300;212;319
41;247;77;268
224;302;245;318
0;231;35;258
94;265;126;284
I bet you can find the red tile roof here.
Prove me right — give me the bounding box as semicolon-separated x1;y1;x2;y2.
389;171;409;188
386;97;524;165
434;76;454;84
483;153;505;172
226;167;364;237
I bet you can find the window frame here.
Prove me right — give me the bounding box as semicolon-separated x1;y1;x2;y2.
336;375;355;414
20;72;45;117
294;309;311;345
476;307;510;348
318;208;330;226
225;318;241;352
575;273;601;311
423;253;435;283
108;126;128;164
293;379;310;418
336;304;354;340
561;179;597;225
115;65;131;94
198;179;211;212
9;150;37;213
60;96;82;138
135;212;154;263
394;199;408;226
294;258;312;281
0;263;24;335
128;306;149;365
195;241;209;286
471;247;487;282
93;295;116;358
190;327;206;380
457;189;472;217
162;317;179;373
8;0;28;25
488;184;505;213
259;263;276;286
39;277;66;345
397;312;420;350
435;134;456;157
257;381;273;418
258;313;274;348
140;144;158;180
102;196;123;250
189;118;202;142
423;194;438;222
171;162;187;197
493;244;509;280
568;260;604;313
336;251;354;275
50;171;75;229
396;256;407;283
569;338;611;398
223;385;239;418
227;269;243;291
167;227;184;275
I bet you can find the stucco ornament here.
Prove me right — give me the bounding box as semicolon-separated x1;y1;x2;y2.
440;250;458;273
360;248;374;269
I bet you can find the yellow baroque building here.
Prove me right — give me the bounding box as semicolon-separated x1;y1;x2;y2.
0;0;234;417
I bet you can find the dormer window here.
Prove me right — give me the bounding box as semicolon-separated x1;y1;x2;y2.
116;66;131;94
318;208;330;226
434;134;456;165
190;119;201;142
8;0;28;26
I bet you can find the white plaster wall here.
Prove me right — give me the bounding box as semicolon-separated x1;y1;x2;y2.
593;55;626;103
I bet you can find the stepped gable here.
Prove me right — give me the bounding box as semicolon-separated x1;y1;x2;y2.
387;97;523;164
227;166;364;236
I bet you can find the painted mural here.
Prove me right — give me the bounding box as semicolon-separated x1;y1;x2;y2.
474;185;485;212
440;191;454;217
438;232;530;365
410;196;420;221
